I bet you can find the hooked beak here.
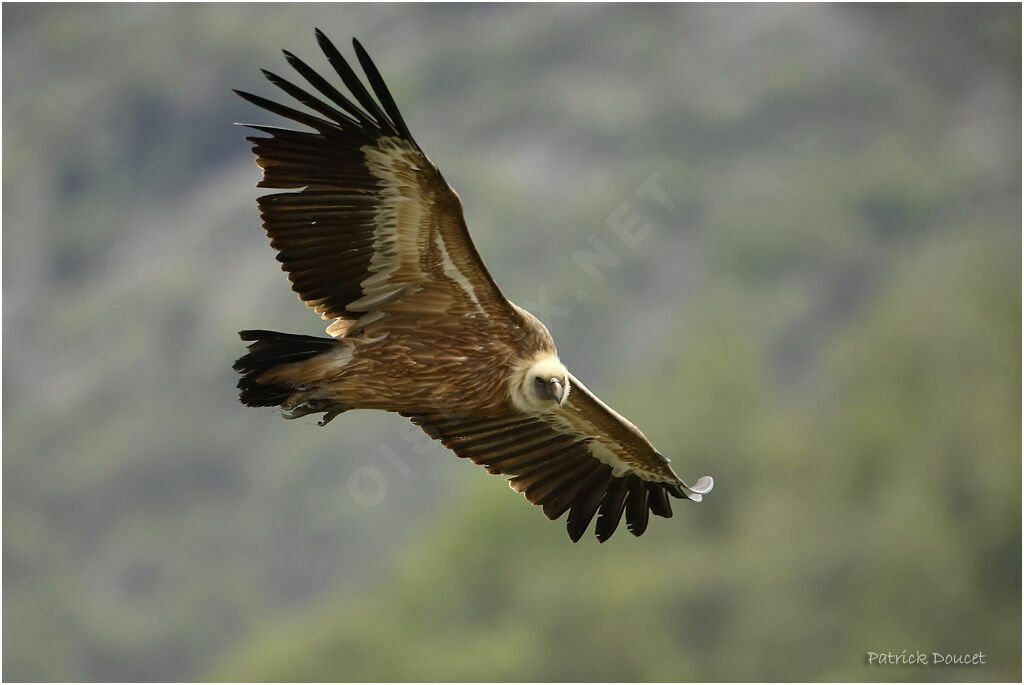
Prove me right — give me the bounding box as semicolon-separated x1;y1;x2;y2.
549;378;566;405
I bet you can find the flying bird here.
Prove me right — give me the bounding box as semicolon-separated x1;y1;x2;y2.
233;31;713;542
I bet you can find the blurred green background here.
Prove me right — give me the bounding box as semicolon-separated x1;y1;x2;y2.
3;3;1020;682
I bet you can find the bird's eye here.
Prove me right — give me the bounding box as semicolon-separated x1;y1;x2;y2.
533;376;546;390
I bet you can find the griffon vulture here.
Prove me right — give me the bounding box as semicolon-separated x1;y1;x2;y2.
233;31;713;542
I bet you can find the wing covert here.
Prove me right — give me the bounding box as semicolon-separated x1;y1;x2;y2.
405;391;713;542
237;32;512;335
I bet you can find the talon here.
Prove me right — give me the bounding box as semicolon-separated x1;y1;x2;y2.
318;410;342;426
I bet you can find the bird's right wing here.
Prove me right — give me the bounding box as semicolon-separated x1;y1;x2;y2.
236;31;514;336
405;377;712;542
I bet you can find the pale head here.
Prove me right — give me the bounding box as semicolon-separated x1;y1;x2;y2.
510;354;571;413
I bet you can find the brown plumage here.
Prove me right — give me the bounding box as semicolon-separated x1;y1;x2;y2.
233;31;713;542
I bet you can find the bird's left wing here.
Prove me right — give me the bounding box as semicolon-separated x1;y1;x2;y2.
235;31;514;336
404;374;712;542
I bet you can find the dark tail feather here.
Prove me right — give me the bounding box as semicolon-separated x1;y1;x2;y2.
233;329;337;408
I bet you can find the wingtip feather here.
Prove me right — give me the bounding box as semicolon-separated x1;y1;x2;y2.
690;475;715;494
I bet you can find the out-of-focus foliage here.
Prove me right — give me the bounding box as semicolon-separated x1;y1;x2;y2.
3;4;1019;682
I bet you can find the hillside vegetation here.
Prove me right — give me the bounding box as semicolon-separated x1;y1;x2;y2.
4;4;1020;681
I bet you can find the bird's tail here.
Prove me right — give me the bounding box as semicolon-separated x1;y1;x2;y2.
233;329;341;411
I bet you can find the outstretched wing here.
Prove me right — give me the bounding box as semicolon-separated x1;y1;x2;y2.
236;30;512;336
404;374;713;542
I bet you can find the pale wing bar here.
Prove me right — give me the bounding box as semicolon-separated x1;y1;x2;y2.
235;33;411;328
236;32;503;333
404;412;699;542
552;373;715;502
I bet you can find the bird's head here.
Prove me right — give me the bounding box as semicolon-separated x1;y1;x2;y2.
510;355;570;413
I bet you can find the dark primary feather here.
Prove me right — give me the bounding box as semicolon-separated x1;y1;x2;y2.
595;480;628;542
314;30;392;134
282;49;369;128
235;28;523;335
352;37;415;142
235;34;419;326
234;31;712;541
566;466;614;542
259;68;355;128
625;477;651;536
648;484;673;518
234;89;342;138
404;412;689;542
